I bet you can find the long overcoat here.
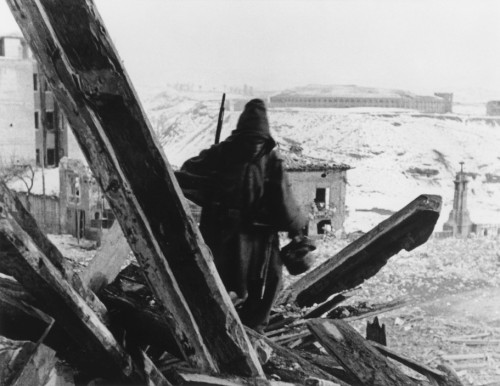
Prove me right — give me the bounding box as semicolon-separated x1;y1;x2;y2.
175;103;306;329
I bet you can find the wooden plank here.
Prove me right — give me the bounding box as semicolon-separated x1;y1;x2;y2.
302;294;349;319
369;341;447;381
6;0;262;376
169;370;296;386
0;182;108;324
340;296;409;322
307;319;422;386
0;208;165;384
244;328;350;386
81;221;130;293
280;195;442;307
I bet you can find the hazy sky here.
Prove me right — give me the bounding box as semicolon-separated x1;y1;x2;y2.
1;0;500;95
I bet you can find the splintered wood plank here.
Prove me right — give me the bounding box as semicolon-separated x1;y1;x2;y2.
0;208;166;384
280;195;441;307
6;0;262;376
369;341;447;382
244;328;350;386
307;319;422;386
0;182;108;324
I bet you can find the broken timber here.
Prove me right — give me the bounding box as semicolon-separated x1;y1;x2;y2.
6;0;262;376
280;194;442;307
0;181;108;324
307;319;422;386
0;205;168;384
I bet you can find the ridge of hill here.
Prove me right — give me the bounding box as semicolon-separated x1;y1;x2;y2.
144;90;500;233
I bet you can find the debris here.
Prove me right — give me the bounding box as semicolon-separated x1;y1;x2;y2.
366;317;387;346
307;319;422;385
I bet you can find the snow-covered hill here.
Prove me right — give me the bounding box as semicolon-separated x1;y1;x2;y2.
144;90;500;233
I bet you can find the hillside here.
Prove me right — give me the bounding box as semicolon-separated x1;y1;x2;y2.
144;89;500;233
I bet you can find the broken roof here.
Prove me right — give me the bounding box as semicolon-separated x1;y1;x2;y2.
278;147;351;172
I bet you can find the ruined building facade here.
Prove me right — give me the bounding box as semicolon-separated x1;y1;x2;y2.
279;148;350;236
0;35;83;167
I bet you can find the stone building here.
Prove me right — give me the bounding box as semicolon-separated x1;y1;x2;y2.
279;147;350;236
59;158;114;240
442;163;500;238
270;85;453;114
0;35;36;164
0;34;84;167
486;100;500;116
443;163;473;237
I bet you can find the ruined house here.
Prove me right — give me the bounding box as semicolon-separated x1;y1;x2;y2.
59;157;114;240
279;146;351;236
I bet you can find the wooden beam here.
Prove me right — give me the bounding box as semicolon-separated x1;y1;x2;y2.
369;341;448;383
6;0;262;376
307;319;423;386
244;328;350;386
0;207;166;384
280;195;441;307
0;182;108;324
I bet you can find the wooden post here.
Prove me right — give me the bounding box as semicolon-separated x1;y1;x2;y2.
280;195;442;307
6;0;262;376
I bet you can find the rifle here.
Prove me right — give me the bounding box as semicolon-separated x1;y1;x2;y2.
214;93;226;144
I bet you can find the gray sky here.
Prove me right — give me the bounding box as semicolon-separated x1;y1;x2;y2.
1;0;500;96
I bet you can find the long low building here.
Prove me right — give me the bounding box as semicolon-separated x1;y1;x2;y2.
269;84;453;113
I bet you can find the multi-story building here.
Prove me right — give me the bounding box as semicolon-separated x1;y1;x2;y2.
486;100;500;116
0;34;35;164
0;34;84;167
270;85;453;114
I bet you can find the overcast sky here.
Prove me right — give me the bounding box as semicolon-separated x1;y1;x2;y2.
1;0;500;96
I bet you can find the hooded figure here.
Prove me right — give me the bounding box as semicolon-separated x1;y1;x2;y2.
175;99;308;330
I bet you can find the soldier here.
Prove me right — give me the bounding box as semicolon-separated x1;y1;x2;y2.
175;99;314;331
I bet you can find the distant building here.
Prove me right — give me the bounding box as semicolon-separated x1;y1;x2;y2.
443;163;473;237
59;158;114;240
269;85;453;114
486;100;500;116
0;34;84;167
0;35;36;163
442;162;500;238
279;146;351;236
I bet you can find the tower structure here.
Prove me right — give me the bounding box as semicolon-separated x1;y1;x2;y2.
443;162;473;237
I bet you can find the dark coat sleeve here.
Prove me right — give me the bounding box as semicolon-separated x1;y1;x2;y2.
174;146;220;206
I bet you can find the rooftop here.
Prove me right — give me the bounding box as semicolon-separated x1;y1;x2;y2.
272;84;444;101
278;145;351;172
